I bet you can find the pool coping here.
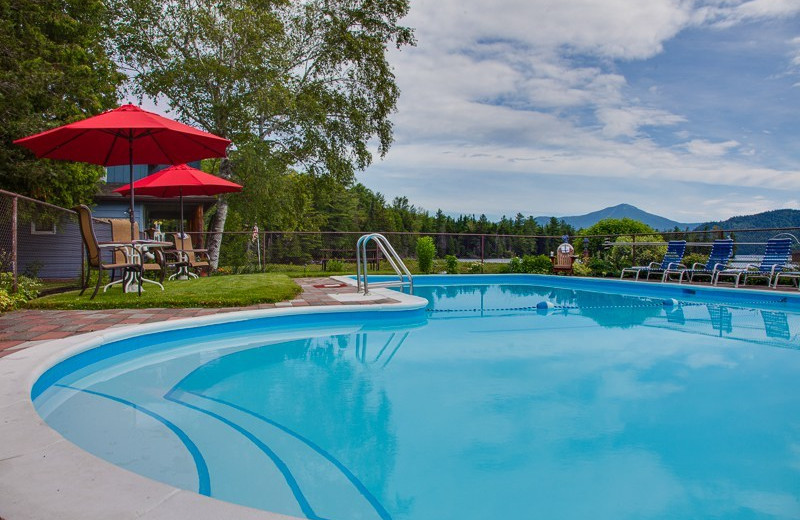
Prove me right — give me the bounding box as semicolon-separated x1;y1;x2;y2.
0;287;427;520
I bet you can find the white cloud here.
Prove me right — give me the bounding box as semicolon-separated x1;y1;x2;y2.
682;139;741;157
699;0;800;27
358;0;800;220
597;107;686;138
408;0;694;60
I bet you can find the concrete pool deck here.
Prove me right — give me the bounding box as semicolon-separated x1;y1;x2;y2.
0;276;420;520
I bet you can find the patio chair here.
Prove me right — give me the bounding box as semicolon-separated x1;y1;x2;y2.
551;242;576;274
170;233;210;278
761;310;791;340
73;205;142;299
620;240;686;281
662;239;734;284
713;237;792;288
109;219;165;283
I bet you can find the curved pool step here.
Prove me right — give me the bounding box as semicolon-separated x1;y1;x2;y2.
172;389;390;520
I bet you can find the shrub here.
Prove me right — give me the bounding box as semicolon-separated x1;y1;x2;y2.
608;234;666;271
572;259;592;277
0;273;41;311
416;236;436;274
0;288;13;312
467;262;483;274
508;256;523;273
521;254;553;274
325;259;345;272
681;253;707;268
588;257;616;277
444;255;459;274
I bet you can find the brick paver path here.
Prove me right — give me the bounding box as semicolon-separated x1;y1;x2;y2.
0;277;397;358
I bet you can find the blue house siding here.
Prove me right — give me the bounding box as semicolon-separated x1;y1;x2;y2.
15;215;83;280
12;212;117;281
105;164;149;184
91;202;145;227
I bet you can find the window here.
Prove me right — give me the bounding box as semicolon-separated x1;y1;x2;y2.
30;220;57;235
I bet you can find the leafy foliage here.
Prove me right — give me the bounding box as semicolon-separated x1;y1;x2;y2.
0;0;123;206
578;218;656;256
444;255;459;274
507;255;553;274
416;236;436;274
0;273;41;311
608;234;666;271
112;0;415;266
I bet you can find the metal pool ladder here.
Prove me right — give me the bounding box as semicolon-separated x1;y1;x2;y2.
356;233;413;295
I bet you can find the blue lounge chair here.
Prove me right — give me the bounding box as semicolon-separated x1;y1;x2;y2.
713;237;792;287
620;240;686;281
662;239;734;284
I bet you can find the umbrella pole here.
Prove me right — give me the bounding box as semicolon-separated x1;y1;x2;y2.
128;134;135;240
180;188;184;237
128;134;140;295
179;189;186;279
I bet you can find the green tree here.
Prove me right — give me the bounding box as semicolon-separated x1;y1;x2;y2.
0;0;123;206
579;218;656;257
112;0;415;267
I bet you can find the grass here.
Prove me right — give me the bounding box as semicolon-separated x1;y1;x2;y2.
256;259;511;278
27;273;301;310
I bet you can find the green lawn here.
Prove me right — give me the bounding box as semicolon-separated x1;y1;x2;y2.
28;273;301;310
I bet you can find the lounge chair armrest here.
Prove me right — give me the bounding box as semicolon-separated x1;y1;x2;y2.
648;262;660;269
691;262;705;269
770;264;788;274
711;262;727;271
665;262;683;270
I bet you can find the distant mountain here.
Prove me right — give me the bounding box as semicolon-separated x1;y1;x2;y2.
535;203;697;231
694;209;800;231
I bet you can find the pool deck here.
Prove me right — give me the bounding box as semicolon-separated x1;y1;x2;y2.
0;277;396;357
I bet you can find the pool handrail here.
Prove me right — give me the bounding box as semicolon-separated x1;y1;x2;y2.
356;233;413;295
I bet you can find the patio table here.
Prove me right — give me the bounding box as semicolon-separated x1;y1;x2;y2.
103;240;172;293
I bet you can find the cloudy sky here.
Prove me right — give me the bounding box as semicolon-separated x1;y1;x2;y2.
355;0;800;223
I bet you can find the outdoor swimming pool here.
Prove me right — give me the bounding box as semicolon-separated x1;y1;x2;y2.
31;275;800;519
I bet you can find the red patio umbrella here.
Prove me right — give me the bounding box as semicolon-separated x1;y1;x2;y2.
113;163;242;237
14;104;231;238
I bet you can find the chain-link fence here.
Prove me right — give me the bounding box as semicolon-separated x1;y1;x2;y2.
0;190;117;292
3;187;800;289
193;227;800;272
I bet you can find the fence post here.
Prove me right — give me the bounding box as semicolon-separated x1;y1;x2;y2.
11;195;18;293
480;235;485;265
631;235;637;265
262;232;267;268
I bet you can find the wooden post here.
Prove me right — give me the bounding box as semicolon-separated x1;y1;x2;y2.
192;204;205;248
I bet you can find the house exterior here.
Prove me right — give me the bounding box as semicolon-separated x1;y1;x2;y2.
7;162;217;281
95;162;215;241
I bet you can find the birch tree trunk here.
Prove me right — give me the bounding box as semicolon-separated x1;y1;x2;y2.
206;158;233;269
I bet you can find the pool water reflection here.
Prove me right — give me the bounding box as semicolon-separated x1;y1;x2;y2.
34;282;800;520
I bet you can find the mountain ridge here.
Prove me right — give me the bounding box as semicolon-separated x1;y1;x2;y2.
535;203;698;230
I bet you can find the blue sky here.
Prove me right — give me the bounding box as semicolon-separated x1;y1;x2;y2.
356;0;800;223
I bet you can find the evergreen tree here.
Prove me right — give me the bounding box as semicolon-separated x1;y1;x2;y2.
0;0;123;206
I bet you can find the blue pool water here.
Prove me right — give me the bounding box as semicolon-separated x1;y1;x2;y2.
33;276;800;519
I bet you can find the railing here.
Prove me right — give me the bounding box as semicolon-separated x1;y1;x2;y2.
356;233;413;295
